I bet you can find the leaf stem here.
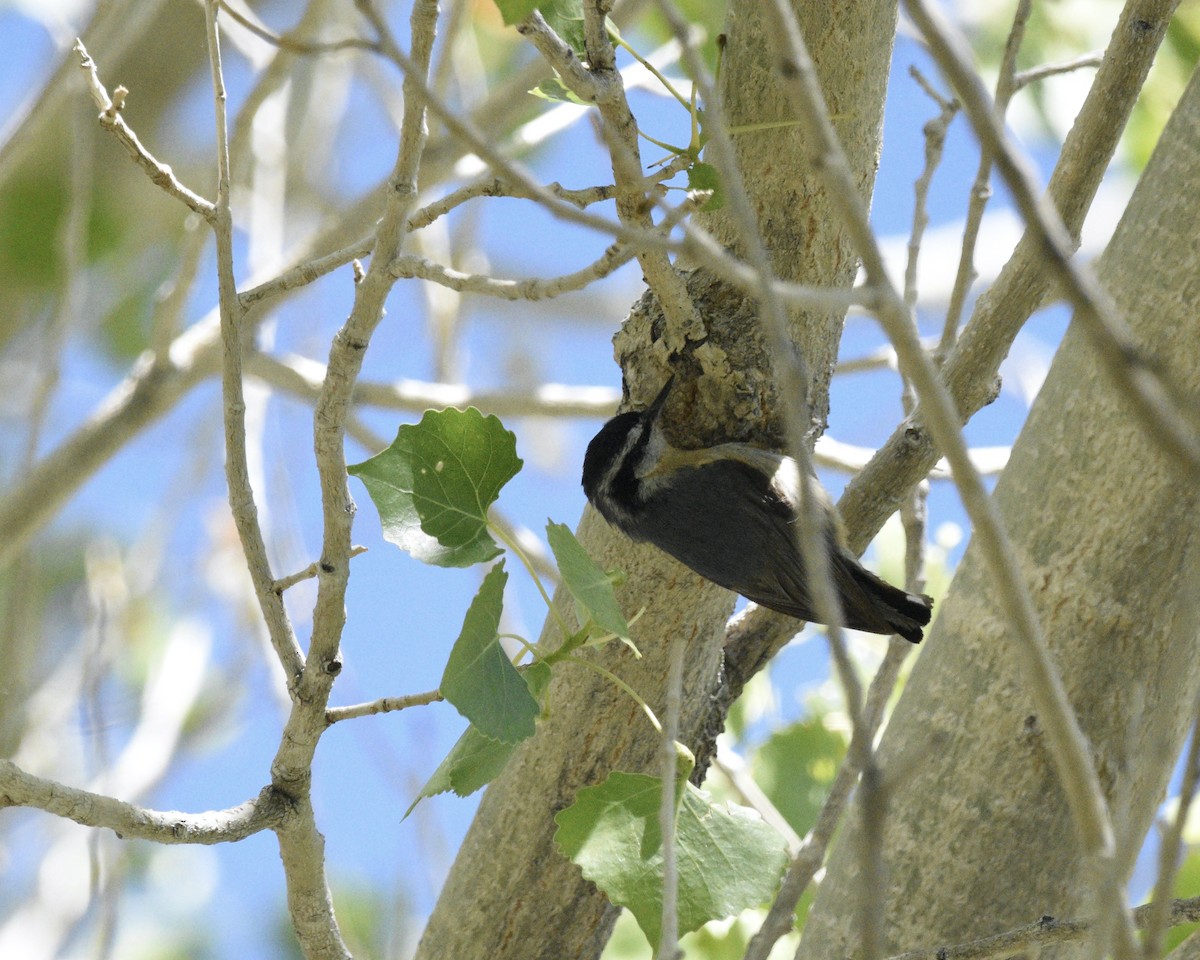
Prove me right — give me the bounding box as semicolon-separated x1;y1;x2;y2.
489;520;572;637
609;32;691;111
562;655;662;734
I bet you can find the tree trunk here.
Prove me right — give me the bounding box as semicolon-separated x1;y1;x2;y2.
413;2;898;958
797;62;1200;960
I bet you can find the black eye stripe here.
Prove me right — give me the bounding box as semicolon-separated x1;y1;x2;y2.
610;420;650;506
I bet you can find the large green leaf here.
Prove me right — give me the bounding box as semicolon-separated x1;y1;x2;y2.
440;562;538;743
555;772;787;948
348;407;521;568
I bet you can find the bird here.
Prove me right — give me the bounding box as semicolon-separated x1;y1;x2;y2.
581;376;933;643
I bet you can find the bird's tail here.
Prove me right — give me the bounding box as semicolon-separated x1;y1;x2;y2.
837;558;933;644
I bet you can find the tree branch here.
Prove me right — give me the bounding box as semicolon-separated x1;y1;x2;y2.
206;0;305;686
836;0;1184;547
885;898;1200;960
906;0;1200;478
325;691;443;724
73;40;216;222
762;2;1130;953
0;760;288;843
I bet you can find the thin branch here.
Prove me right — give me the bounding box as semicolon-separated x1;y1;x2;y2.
836;0;1182;552
766;2;1136;957
406;176;619;232
239;235;374;307
530;2;705;347
937;0;1030;360
656;637;687;960
273;547;369;594
391;242;634;300
246;350;620;417
243;7;871;322
205;0;305;686
905;67;958;312
325;690;444;724
908;0;1200;477
73;40;216;222
518;11;605;103
0;346;213;570
276;0;441;783
818;436;1009;477
217;0;378;56
884;897;1200;960
1014;51;1104;91
0;760;288;844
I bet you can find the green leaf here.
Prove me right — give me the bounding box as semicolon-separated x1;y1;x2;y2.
348;406;522;568
539;0;586;56
530;75;589;106
687;161;724;210
490;0;584;55
404;724;519;818
555;772;787;948
404;659;552;819
440;562;538;743
491;0;540;25
752;716;846;837
545;521;630;639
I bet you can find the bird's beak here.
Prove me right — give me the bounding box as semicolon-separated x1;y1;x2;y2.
644;375;676;420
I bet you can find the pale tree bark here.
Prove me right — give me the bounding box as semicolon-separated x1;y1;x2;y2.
797;62;1200;960
412;1;899;958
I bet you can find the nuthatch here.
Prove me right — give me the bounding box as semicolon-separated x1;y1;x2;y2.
581;377;933;643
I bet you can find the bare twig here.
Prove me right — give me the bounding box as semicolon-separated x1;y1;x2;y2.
937;0;1028;360
325;690;444;724
905;67;958;312
392;241;634;300
1014;51;1104;91
204;3;353;956
273;547;369;594
908;0;1200;478
73;40;216;221
521;4;705;347
0;346;213;570
657;637;687;960
518;11;605;102
837;0;1183;551
247;350;620;418
766;2;1136;957
406;176;619;232
884;897;1200;960
217;0;378;56
238;234;375;307
0;759;288;844
205;0;305;686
